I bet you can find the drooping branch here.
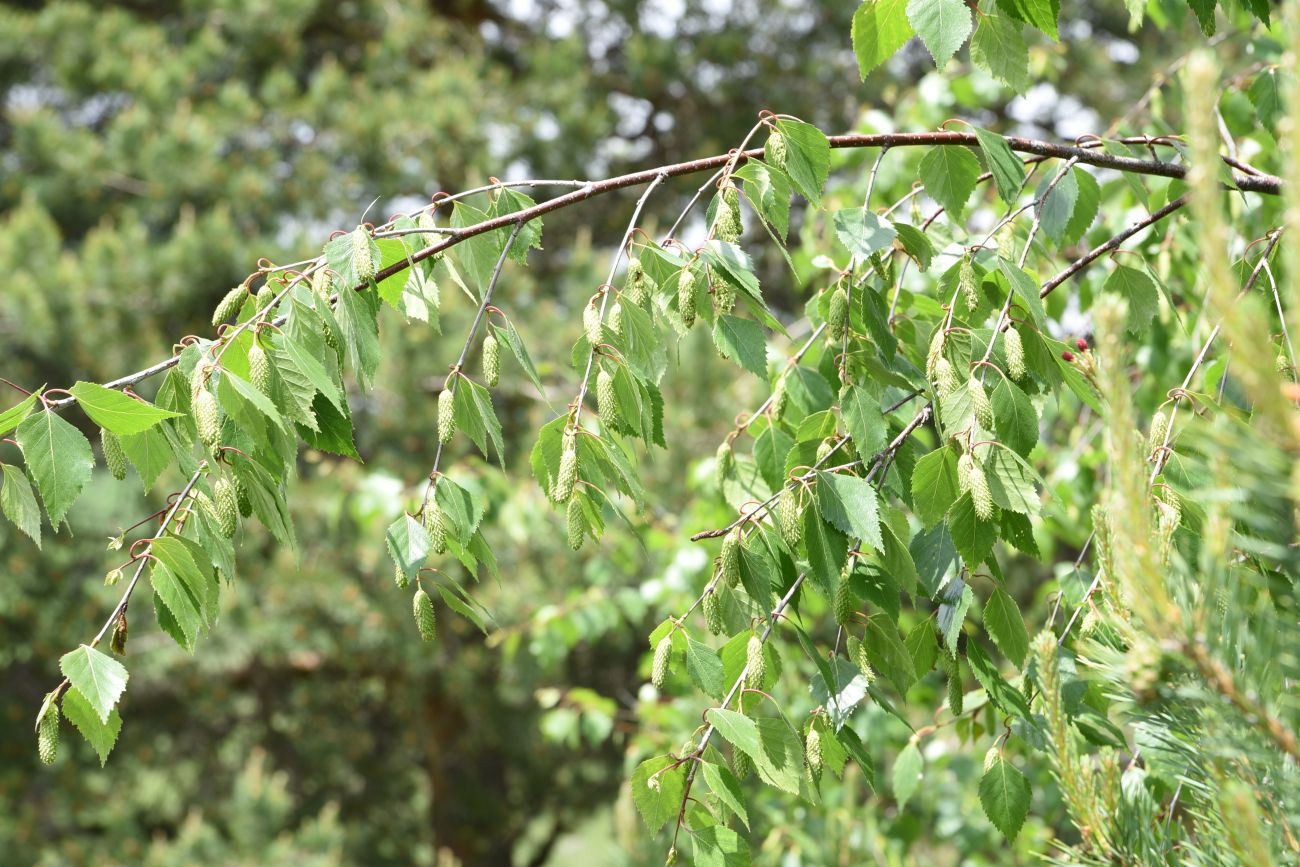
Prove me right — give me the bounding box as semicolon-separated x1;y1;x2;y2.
39;130;1277;410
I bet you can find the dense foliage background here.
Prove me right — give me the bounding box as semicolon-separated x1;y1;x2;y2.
2;1;1295;865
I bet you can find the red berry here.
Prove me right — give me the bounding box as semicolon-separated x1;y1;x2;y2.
1061;350;1075;362
1076;338;1088;351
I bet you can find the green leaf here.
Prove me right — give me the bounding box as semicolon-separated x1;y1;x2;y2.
862;613;917;695
630;755;687;832
218;369;287;436
773;118;830;206
804;501;849;594
694;823;751;867
938;580;975;653
685;635;726;700
984;447;1040;515
966;639;1033;718
906;0;973;68
1;463;41;546
841;386;887;458
911;521;960;597
979;757;1032;840
892;740;924;808
853;0;915;78
61;687;122;766
149;537;218;648
271;332;345;411
452;378;504;460
1249;69;1281;135
970;13;1028;91
995;0;1058;39
333;277;382;388
0;389;41;436
833;207;897;260
16;410;94;527
69;382;181;436
119;427;173;492
949;492;998;565
490;319;547;399
891;221;933;270
1063;168;1100;246
707;708;802;795
985;587;1030;667
998;258;1046;327
918;146;981;221
1035;167;1079;244
712;314;769;378
735;161;792;239
816;471;883;551
59;645;128;724
701;761;749;829
972;128;1026;205
1104;265;1159;333
386;513;430;580
911;446;959;528
991;378;1037;456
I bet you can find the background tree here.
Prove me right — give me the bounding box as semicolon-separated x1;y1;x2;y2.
1;1;1295;865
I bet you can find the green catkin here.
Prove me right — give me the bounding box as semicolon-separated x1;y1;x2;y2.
715;187;742;243
828;287;849;341
771;380;788;418
702;589;724;635
957;452;976;495
249;342;271;396
608;302;625;339
37;702;59;765
190;362;208;403
1005;326;1026;381
853;639;875;684
438;388;456;445
311;267;332;300
555;442;578;503
805;724;823;775
1277;351;1292;377
424;500;447;554
833;569;855;626
651;635;672;689
744;634;766;691
482;333;500;387
1147;410;1169;457
596;368;619;431
394;564;409;589
777;486;802;549
969;457;994;521
195;388;220;449
715;440;735;487
351;227;375;282
711;267;736;313
766;130;787;167
732;747;753;779
666;846;678;867
211;286;246;327
234;475;252;518
625;258;648;307
413;587;437;642
934;356;958;397
815;437;836;464
101;429;127;480
959;255;980;311
254;285;275;314
677;268;697;327
719;531;741;589
110;614;128;656
213;477;238;537
970;375;994;429
583;299;604;346
566;497;584;551
926;327;947;378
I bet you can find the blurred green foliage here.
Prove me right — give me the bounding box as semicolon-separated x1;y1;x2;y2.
1;1;1285;865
